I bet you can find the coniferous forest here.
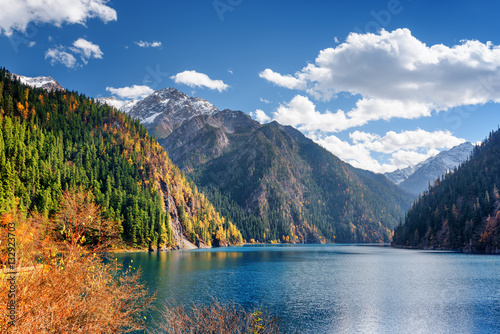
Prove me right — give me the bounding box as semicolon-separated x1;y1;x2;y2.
0;68;242;250
393;129;500;253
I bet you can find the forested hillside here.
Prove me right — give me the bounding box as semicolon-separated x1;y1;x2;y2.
393;129;500;253
0;68;242;250
124;87;416;244
189;122;414;244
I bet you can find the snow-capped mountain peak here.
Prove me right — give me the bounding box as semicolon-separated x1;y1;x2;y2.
127;87;219;137
12;73;65;92
385;142;475;194
95;97;139;114
141;87;219;118
385;165;417;186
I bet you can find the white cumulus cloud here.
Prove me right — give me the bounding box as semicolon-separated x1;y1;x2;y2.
135;41;162;48
250;109;271;124
356;129;466;154
71;38;103;62
0;0;117;35
273;95;432;133
106;85;154;100
171;70;229;92
261;28;500;125
310;133;392;173
259;69;307;90
45;38;102;68
45;47;77;68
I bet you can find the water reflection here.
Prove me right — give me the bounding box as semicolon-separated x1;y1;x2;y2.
115;245;500;334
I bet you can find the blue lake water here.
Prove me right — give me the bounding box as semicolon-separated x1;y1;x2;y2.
115;245;500;333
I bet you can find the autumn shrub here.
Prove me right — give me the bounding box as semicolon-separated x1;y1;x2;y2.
153;299;289;334
0;190;154;333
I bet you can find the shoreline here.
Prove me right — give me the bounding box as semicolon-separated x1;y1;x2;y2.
108;242;394;254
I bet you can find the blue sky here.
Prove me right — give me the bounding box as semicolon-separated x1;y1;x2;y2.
1;0;500;173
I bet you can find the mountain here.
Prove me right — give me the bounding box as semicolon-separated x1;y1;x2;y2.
0;68;242;250
11;73;65;92
129;87;219;139
129;88;415;244
95;96;139;113
385;142;474;194
393;129;500;253
384;165;417;186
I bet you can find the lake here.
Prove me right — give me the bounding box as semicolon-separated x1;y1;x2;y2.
115;245;500;333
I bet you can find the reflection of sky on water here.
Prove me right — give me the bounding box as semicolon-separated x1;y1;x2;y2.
116;245;500;333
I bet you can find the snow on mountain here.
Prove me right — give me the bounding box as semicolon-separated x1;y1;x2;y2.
127;87;219;138
95;97;139;113
12;73;65;92
385;165;417;185
385;142;475;194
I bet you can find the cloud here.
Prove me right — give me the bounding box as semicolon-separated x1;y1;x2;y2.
390;149;440;169
260;29;484;172
45;48;77;68
135;41;162;48
310;132;393;173
0;0;117;36
311;129;465;173
170;70;229;92
273;95;467;172
250;109;271;124
259;69;307;90
106;85;154;100
261;28;500;125
45;38;102;68
27;41;36;48
273;95;431;133
71;38;103;62
260;97;271;104
353;129;466;154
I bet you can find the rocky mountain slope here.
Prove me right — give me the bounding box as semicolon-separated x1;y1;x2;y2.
128;88;415;243
385;142;474;194
128;88;219;139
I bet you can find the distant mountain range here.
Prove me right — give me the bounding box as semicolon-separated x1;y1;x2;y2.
120;87;414;243
10;72;498;253
385;142;474;194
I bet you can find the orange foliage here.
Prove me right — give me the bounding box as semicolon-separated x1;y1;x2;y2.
0;192;154;333
16;102;28;119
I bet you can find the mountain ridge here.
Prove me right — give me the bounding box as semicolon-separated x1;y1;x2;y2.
385;142;474;194
127;87;415;244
